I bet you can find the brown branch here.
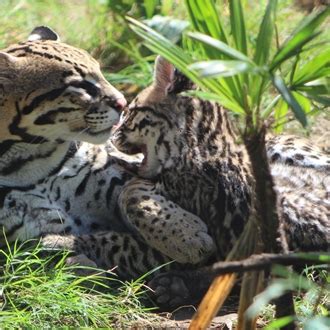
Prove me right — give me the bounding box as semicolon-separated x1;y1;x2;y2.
205;252;329;276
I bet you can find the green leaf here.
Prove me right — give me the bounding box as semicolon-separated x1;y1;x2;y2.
271;7;330;70
185;0;228;43
296;80;330;95
304;317;330;330
272;75;307;127
293;48;330;85
250;1;278;108
127;17;244;113
190;60;254;78
254;0;277;65
292;91;311;114
145;15;190;44
303;94;330;106
229;0;247;55
143;0;158;18
274;99;288;133
188;32;254;64
181;90;245;114
261;95;281;119
265;316;295;330
296;252;330;263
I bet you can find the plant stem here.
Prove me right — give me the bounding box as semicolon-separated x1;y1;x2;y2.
243;126;296;330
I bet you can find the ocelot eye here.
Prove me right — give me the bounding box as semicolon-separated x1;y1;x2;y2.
69;80;100;98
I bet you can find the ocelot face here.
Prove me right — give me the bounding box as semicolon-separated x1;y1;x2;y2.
0;26;126;145
112;56;193;178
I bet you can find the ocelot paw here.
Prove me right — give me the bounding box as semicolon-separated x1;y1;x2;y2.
148;271;197;310
41;235;98;276
41;234;76;251
65;254;98;276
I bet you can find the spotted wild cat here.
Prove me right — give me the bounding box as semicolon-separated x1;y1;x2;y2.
111;56;329;306
0;27;215;279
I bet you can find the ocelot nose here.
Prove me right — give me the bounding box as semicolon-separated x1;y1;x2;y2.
113;98;127;111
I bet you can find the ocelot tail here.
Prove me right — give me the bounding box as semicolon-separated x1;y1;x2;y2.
111;56;329;307
0;27;215;279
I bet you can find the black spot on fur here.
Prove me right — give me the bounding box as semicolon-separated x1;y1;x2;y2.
294;154;304;160
285;158;294;165
151;218;159;224
74;218;82;226
271;153;280;162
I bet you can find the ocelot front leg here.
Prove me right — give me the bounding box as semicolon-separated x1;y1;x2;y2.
0;190;98;272
41;231;172;279
0;189;76;244
117;178;215;265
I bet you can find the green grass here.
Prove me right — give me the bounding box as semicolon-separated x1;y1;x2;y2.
0;240;163;328
253;265;330;329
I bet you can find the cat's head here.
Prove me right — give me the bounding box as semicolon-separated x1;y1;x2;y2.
112;56;196;178
0;26;126;145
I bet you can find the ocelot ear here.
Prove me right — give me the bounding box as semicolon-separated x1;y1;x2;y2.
154;56;195;95
28;26;60;42
0;52;17;66
0;53;17;92
154;56;175;93
0;52;18;65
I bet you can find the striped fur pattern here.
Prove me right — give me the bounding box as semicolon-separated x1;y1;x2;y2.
0;28;216;279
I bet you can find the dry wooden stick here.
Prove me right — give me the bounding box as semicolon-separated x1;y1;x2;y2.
189;218;260;329
205;252;330;276
237;271;264;330
189;273;236;330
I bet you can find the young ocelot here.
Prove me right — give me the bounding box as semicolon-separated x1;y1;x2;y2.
111;56;330;308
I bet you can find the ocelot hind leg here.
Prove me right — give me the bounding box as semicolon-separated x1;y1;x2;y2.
118;178;215;265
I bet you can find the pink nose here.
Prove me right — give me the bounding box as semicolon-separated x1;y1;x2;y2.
115;98;127;110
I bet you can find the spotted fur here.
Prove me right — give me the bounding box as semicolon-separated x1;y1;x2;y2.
111;57;329;306
113;57;253;260
0;28;217;279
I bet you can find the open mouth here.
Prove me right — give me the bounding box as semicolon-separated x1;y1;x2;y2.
117;142;148;169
